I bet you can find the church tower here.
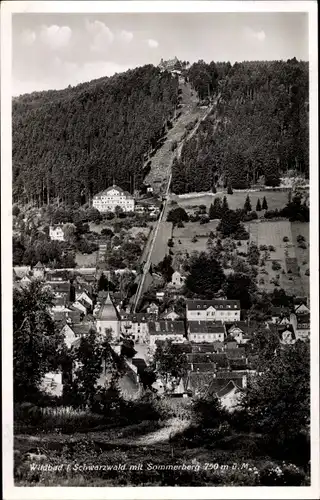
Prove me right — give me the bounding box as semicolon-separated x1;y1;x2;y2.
96;292;120;341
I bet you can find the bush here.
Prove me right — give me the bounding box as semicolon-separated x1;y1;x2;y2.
268;245;276;252
298;242;307;249
192;236;198;243
272;261;282;271
305;269;310;276
259;244;268;251
296;234;305;243
283;236;289;242
237;241;241;246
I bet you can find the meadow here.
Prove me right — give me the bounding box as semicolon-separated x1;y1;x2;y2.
173;190;289;212
247;221;309;296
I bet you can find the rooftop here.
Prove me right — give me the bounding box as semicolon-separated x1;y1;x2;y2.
187;299;240;311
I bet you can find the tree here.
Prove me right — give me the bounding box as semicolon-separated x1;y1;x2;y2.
262;196;268;210
223;272;256;310
208;198;222;220
155;255;174;283
166;206;189;225
67;329;126;409
222;196;229;211
12;204;20;217
13;280;64;402
185;252;225;297
242;341;310;445
217;209;242;237
152;340;188;393
98;272;116;292
248;243;260;266
227;185;233;195
212;185;217;193
256;198;262;211
244;195;252;213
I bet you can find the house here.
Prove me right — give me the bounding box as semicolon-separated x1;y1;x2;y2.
72;300;88;316
96;292;120;341
225;321;255;344
158;56;182;73
75;291;93;308
149;320;186;349
45;281;71;302
49;225;65;241
92;184;135;213
135;205;146;214
205;377;245;412
147;302;159;316
20;275;32;286
13;266;31;279
161;308;180;321
290;313;310;341
156;291;165;302
46;270;70;282
51;305;81;324
33;261;45;279
270;307;291;324
120;312;151;343
171;270;186;289
294;301;310;316
188;321;225;343
277;324;296;345
187;352;228;370
186;299;241;323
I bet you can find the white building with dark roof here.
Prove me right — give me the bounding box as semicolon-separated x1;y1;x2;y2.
93;184;135;213
186;299;241;323
188;321;225;343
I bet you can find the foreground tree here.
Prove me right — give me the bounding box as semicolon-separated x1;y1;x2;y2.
223;272;256;310
13;281;64;402
152;340;188;393
242;341;310;444
166;206;189;226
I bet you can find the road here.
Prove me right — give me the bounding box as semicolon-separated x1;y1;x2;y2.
133;96;219;312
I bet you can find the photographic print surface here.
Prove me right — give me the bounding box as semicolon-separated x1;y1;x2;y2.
3;1;318;497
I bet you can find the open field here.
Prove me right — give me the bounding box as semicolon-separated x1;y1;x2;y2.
172;221;219;255
75;251;97;267
248;221;309;296
173;190;289;212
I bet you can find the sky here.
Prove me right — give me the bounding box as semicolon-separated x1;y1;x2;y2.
12;12;309;96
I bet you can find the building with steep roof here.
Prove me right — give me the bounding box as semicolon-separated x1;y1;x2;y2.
96;292;120;341
93;184;135;213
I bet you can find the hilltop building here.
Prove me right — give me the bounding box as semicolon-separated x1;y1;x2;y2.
93;185;135;213
158;56;182;74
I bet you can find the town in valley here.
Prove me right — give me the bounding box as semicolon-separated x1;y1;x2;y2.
11;13;312;488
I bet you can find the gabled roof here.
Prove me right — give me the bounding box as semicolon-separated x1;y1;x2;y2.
187;299;240;311
189;321;225;334
96;292;119;321
34;261;45;269
94;184;133;199
225;348;246;359
72;323;95;337
189;362;216;373
149;320;185;336
216;380;243;398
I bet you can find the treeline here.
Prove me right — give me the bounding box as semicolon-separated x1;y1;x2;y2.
13;65;179;206
173;58;309;193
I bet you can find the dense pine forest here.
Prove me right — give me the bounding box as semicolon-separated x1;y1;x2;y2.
12;65;178;206
172;58;309;193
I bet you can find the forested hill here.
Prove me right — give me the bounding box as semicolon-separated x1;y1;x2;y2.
12;65;178;206
172;58;309;193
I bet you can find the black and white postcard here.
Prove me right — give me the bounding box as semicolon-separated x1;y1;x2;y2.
1;1;319;499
